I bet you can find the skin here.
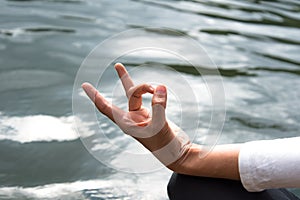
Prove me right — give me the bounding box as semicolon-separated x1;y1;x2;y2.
82;63;241;181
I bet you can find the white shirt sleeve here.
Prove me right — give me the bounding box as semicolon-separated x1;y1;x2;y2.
239;137;300;192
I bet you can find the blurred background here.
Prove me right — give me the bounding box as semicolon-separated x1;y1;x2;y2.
0;0;299;199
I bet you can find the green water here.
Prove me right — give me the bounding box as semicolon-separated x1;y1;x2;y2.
0;0;299;199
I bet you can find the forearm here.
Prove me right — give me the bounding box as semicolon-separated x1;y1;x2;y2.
168;143;242;180
135;120;242;180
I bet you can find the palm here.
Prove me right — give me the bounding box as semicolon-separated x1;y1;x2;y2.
126;107;151;126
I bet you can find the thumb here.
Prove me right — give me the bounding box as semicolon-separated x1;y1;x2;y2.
152;85;167;108
152;85;167;127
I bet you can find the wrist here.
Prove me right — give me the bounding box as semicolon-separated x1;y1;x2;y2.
167;143;196;173
134;122;174;152
151;121;191;167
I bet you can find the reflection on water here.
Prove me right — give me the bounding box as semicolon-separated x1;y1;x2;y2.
0;0;299;199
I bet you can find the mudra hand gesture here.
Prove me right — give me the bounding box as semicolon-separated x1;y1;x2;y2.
82;63;190;167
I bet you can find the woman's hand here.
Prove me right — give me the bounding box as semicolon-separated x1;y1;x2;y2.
82;63;191;166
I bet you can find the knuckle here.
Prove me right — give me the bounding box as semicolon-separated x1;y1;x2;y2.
152;98;166;107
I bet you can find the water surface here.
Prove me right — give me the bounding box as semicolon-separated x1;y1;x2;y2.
0;0;299;199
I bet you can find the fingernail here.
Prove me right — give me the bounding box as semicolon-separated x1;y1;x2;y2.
156;85;166;94
82;82;96;102
114;62;124;69
149;85;154;92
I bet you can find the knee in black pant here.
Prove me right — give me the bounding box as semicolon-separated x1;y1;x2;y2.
167;173;196;200
166;172;299;200
167;173;177;200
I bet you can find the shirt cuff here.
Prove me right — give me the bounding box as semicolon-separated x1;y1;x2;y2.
239;137;300;192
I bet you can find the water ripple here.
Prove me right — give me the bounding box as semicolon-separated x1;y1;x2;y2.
0;27;75;37
199;28;300;45
133;0;300;28
6;0;84;3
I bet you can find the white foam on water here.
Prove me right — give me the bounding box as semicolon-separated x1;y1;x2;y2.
0;113;94;143
0;179;118;199
0;174;169;200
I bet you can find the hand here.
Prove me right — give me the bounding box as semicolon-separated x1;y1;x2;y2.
82;63;191;167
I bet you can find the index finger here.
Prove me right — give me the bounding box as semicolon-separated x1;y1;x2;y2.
81;82;124;123
114;63;134;97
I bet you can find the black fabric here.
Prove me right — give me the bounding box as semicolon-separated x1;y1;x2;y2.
167;173;300;200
